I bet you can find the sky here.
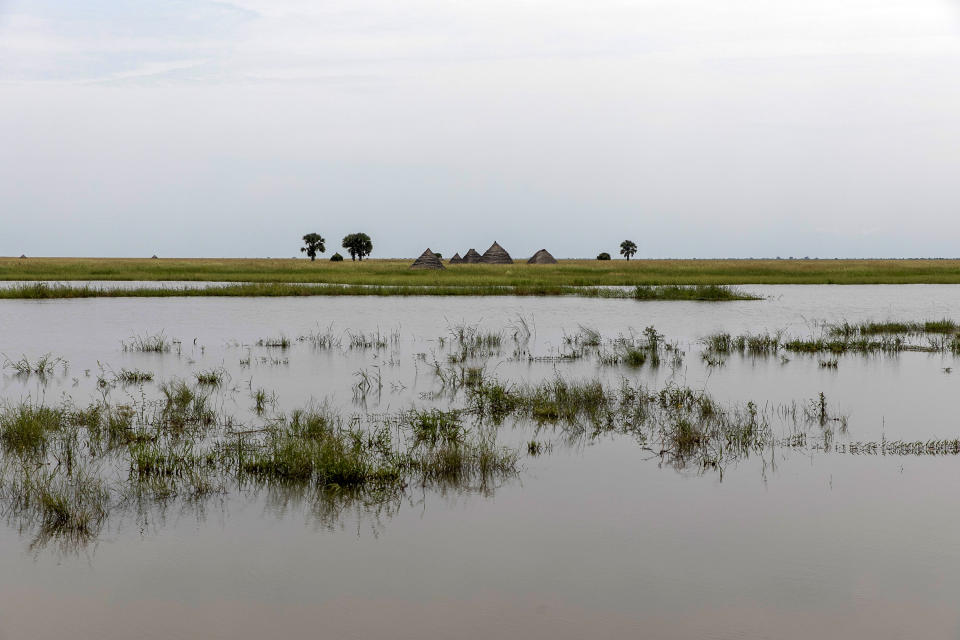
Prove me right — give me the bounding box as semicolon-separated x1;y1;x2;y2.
2;0;960;259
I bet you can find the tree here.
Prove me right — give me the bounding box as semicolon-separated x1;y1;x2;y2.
300;233;325;261
619;240;637;260
342;233;373;261
330;252;344;262
597;252;611;260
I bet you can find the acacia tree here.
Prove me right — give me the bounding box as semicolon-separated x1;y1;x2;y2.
342;233;373;261
620;240;637;260
300;233;326;261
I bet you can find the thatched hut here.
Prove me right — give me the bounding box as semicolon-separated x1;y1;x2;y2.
462;249;482;264
527;249;558;264
410;248;446;270
480;241;513;264
448;252;464;264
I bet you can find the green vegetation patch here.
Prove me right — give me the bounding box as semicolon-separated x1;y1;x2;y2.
0;282;758;300
7;257;960;285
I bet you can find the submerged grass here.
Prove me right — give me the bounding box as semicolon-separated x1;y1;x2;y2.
2;353;67;377
6;310;960;552
115;368;154;384
701;328;950;357
159;379;216;430
194;368;226;386
257;335;291;349
632;284;756;300
829;319;959;337
598;327;683;368
122;333;171;353
466;376;778;469
0;402;64;456
1;466;109;549
0;350;953;554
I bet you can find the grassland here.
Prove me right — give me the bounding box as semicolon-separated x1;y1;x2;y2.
5;257;960;285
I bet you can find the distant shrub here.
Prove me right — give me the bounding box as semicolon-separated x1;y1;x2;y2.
597;252;611;261
330;253;344;262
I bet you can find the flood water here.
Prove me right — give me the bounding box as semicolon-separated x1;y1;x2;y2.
1;285;960;639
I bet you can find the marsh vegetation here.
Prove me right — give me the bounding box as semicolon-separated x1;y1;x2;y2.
3;307;960;553
0;281;759;300
5;282;960;640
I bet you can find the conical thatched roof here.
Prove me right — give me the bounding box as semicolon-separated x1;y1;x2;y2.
480;241;513;264
462;249;482;263
410;248;445;270
448;252;464;264
527;249;558;264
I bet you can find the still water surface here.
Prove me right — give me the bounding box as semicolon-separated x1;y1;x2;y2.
1;285;959;639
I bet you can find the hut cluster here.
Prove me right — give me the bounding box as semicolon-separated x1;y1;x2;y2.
410;242;557;269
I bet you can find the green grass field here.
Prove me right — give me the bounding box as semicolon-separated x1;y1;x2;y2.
4;257;960;285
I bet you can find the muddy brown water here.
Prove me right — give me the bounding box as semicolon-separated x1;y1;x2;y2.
1;285;959;639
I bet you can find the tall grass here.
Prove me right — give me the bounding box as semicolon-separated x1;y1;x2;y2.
115;368;155;384
701;328;950;356
0;402;64;456
0;282;757;300
122;333;171;353
159;380;216;430
829;319;959;337
632;284;756;300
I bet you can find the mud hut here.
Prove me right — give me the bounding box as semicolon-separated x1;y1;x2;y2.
462;249;483;264
527;249;558;264
410;248;445;270
448;252;464;264
480;241;513;264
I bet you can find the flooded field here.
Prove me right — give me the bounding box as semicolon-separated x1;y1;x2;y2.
2;285;960;639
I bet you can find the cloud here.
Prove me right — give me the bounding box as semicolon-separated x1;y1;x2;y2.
4;0;960;85
2;0;960;257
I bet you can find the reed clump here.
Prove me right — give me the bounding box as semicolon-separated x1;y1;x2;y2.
194;368;226;386
701;328;947;358
2;353;67;377
467;376;774;469
159;380;216;430
257;336;291;349
633;284;758;301
298;325;342;349
829;319;959;337
122;333;171;353
115;369;154;384
599;326;680;368
0;402;64;456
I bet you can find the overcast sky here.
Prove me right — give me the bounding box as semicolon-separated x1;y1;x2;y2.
2;0;960;258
